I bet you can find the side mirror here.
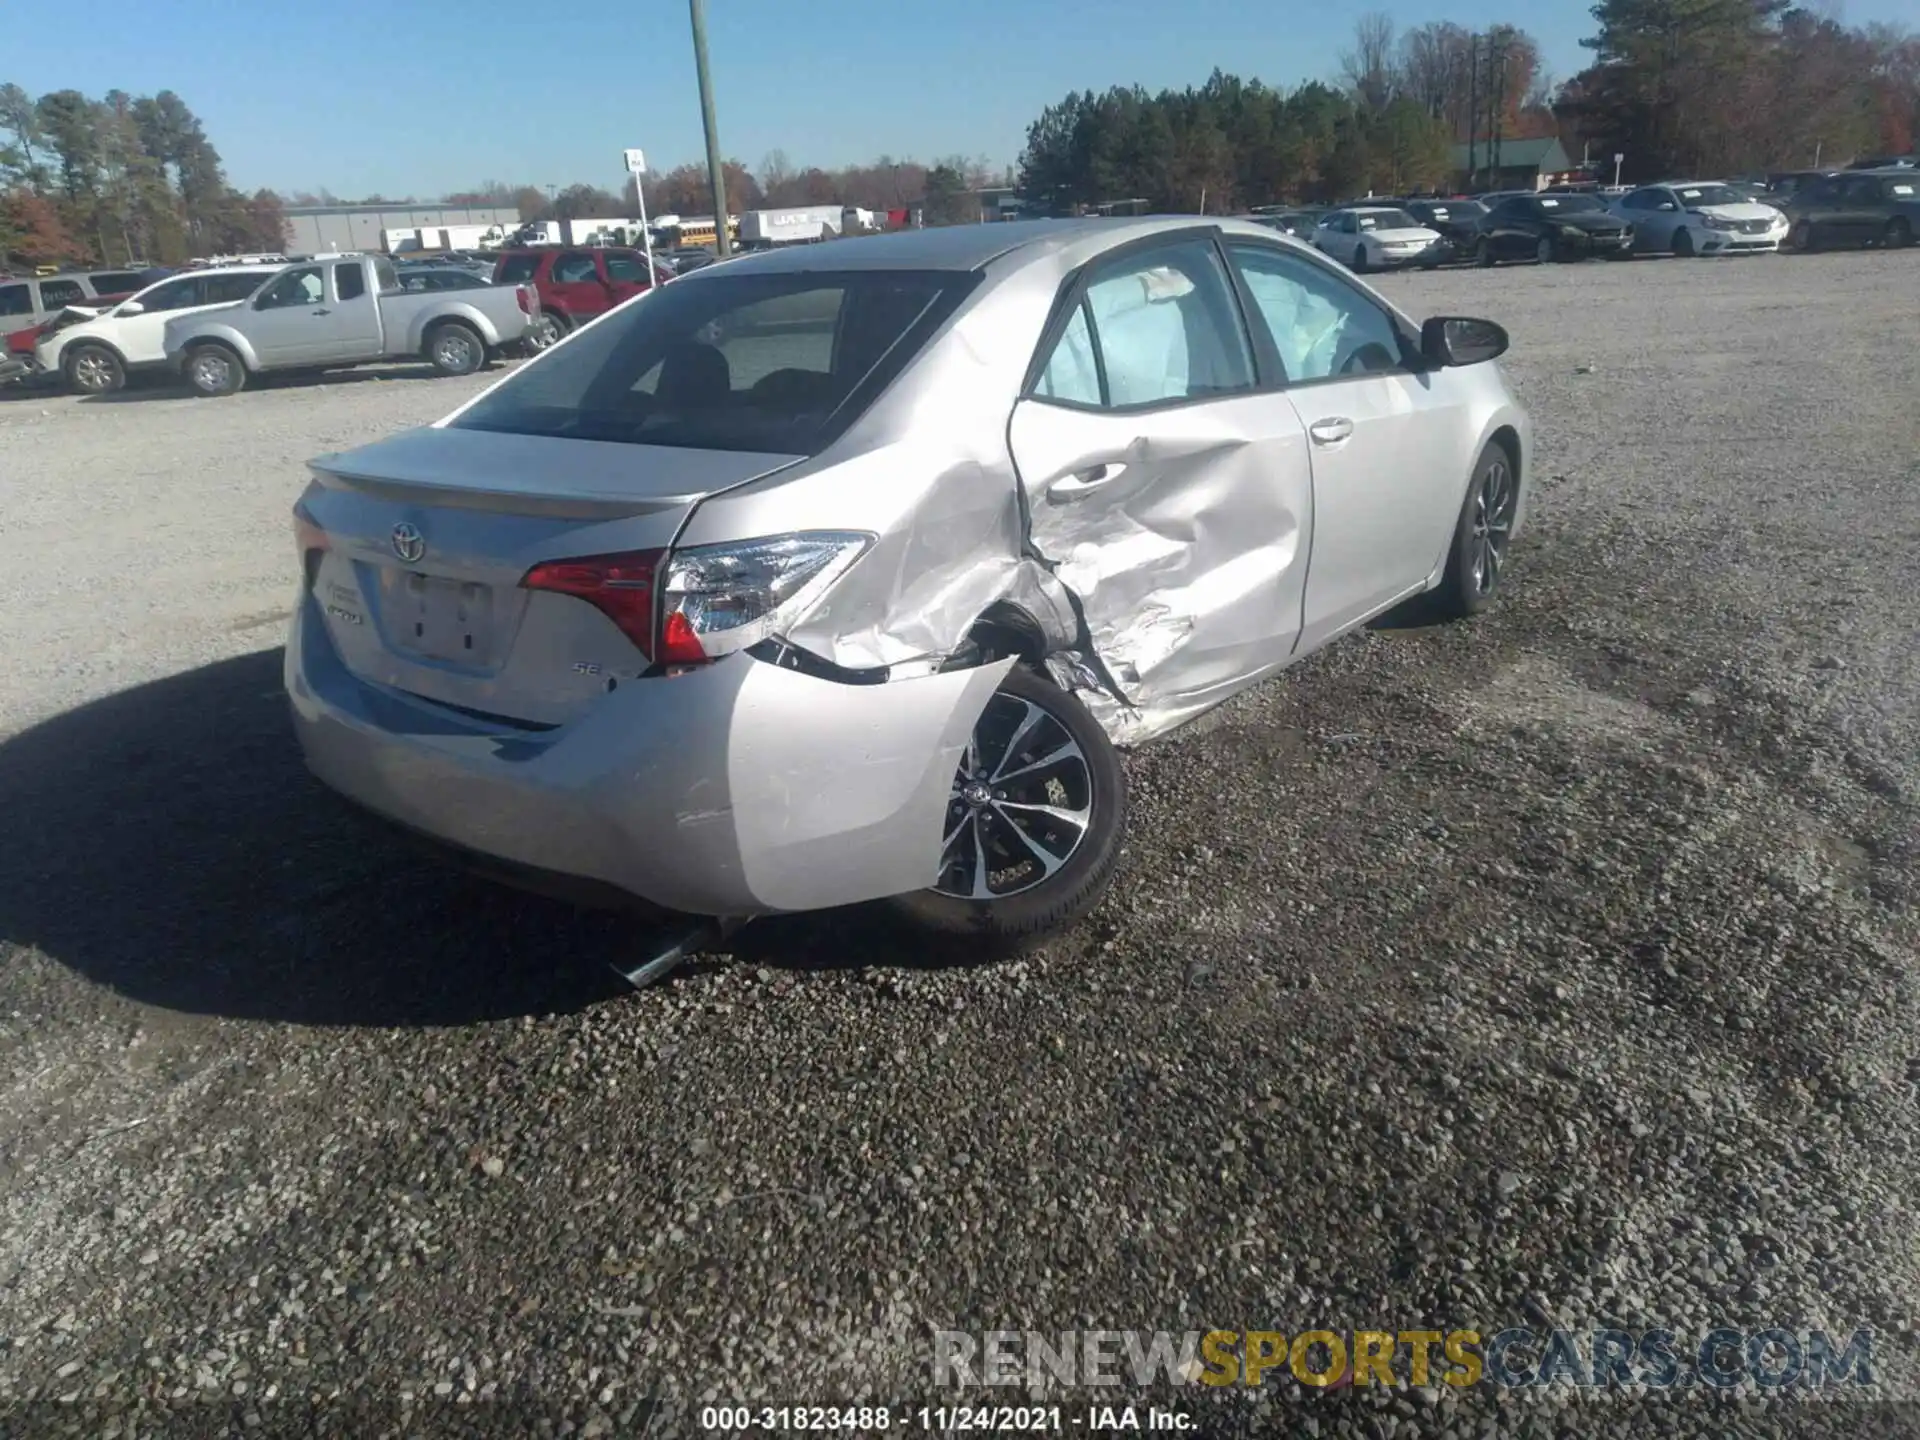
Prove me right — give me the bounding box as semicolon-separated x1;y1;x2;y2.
118;300;145;316
1421;316;1509;368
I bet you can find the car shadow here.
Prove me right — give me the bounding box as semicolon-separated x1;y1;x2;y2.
0;649;970;1026
0;649;646;1025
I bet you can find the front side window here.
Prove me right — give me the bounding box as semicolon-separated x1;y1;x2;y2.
551;251;599;283
1229;244;1405;384
335;263;367;300
129;277;201;313
39;280;85;309
256;267;324;309
451;269;971;456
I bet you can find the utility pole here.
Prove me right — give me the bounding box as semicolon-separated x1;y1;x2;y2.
1490;29;1507;183
689;0;732;258
1466;34;1480;190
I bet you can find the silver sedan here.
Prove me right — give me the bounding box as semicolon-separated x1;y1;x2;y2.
285;217;1531;952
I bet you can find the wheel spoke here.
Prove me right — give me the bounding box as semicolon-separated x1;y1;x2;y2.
987;804;1074;876
993;738;1083;785
969;813;994;899
992;797;1091;833
987;700;1049;782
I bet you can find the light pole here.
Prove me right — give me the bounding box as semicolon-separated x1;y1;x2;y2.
689;0;732;258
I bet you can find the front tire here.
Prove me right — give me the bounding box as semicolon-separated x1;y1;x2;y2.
528;310;568;350
1673;227;1697;258
1351;245;1369;273
1884;217;1913;249
184;343;246;398
890;664;1125;946
1475;237;1495;268
425;320;485;377
63;344;124;395
1789;219;1817;252
1535;236;1556;264
1433;443;1518;619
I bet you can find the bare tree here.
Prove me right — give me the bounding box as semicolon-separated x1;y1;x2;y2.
1341;13;1399;110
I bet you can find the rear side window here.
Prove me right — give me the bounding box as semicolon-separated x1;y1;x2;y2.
604;253;652;283
335;263;367;300
551;251;598;283
39;280;86;309
0;284;29;316
495;253;539;285
203;272;270;304
451;269;974;456
1030;238;1254;409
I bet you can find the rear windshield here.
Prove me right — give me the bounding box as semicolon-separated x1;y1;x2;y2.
451;269;974;455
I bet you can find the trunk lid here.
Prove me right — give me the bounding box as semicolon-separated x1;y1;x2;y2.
302;426;802;726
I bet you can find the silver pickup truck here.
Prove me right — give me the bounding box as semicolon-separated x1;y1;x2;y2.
163;253;537;397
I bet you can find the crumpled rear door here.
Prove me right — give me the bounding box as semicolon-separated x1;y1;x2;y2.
1007;394;1313;736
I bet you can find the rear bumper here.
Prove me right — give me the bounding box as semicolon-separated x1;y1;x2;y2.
286;593;1009;917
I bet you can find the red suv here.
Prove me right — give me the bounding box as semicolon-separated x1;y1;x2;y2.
491;247;667;349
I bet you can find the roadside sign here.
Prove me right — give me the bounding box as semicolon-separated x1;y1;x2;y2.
1613;153;1624;164
623;148;648;175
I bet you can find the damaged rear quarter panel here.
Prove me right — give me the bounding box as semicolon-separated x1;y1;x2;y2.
674;251;1082;672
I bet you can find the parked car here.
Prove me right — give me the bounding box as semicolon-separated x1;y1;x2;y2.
35;265;288;394
0;267;163;335
1473;193;1634;264
1781;169;1920;250
282;218;1530;959
1398;198;1489;260
1311;206;1446;271
491;246;667;348
163;253;538;397
1764;170;1835;203
1245;209;1321;239
1611;181;1789;256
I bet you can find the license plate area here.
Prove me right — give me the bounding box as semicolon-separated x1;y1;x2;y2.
380;568;497;666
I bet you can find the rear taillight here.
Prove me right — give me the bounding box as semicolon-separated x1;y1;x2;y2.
516;285;533;315
522;549;679;661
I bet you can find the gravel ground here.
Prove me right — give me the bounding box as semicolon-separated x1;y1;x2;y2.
1;251;1917;1439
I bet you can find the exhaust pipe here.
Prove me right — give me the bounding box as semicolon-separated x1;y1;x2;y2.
610;915;746;990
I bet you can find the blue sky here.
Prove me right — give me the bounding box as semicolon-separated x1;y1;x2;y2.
6;0;1913;197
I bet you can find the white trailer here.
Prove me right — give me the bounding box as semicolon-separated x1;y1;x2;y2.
740;206;847;246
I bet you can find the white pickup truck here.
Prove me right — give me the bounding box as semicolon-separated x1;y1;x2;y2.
163;253;537;397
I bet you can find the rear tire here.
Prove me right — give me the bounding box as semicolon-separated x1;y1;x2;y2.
1433;443;1518;620
425;320;485;377
1475;236;1495;268
1535;235;1555;264
890;664;1125;947
63;344;124;395
184;342;245;398
528;310;568;349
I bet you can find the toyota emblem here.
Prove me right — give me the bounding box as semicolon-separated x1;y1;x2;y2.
391;522;425;563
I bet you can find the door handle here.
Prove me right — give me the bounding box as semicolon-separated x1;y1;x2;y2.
1046;462;1126;500
1309;417;1354;445
311;308;331;316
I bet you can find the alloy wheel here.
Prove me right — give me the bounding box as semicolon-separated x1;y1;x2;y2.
1469;455;1516;596
71;351;114;391
933;692;1094;901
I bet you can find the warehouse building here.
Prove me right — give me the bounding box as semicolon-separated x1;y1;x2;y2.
282;203;520;255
